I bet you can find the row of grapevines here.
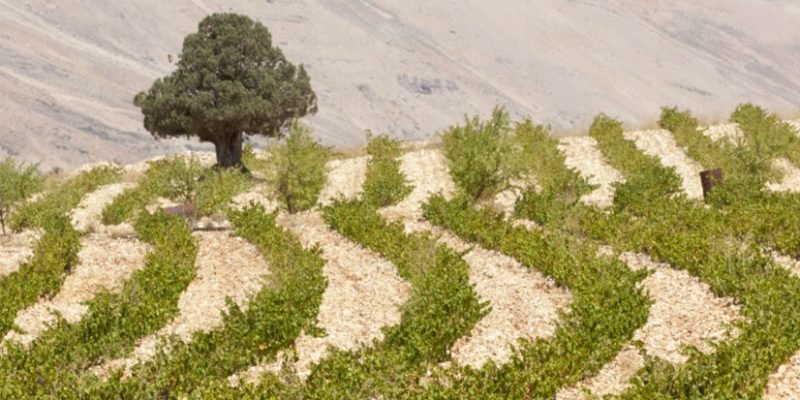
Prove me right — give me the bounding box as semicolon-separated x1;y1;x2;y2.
1;168;120;338
95;205;327;398
0;211;197;399
234;200;486;399
11;167;120;230
558;113;800;398
421;195;650;399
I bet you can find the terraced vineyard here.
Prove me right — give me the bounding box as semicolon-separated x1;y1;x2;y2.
2;106;800;399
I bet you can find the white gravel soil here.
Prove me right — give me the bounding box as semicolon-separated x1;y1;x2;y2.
3;234;148;347
624;129;705;200
0;231;39;278
557;136;624;208
71;182;136;234
96;230;270;377
766;158;800;193
765;350;800;400
620;252;742;364
701;123;742;143
232;211;410;383
435;229;571;368
380;149;457;222
317;156;368;206
556;345;645;400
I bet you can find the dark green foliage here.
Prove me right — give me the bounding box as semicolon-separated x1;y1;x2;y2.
264;122;331;213
11;167;120;231
134;13;317;168
0;211;197;399
362;133;413;207
0;158;42;234
441;107;523;201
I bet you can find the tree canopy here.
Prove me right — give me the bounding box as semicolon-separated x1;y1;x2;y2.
134;13;317;168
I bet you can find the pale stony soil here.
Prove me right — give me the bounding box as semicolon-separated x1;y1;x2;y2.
624;129;705;200
766;158;800;193
380;149;457;222
701;123;742;143
765;351;800;400
233;211;410;383
557;136;624;208
772;253;800;277
230;184;280;213
317;156;368;206
556;345;645;400
3;234;148;346
620;252;741;364
558;249;742;399
379;148;573;369
95;230;270;377
434;229;571;368
70;182;137;233
0;231;39;277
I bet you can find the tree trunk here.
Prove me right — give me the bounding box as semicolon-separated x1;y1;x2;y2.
213;131;246;170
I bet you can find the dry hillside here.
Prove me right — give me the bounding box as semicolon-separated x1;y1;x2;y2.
2;0;800;170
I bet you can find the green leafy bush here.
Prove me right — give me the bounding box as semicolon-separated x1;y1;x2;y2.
730;103;797;177
362;133;413;207
265;121;331;213
512;120;595;224
441;107;522;201
658;106;700;134
0;158;42;234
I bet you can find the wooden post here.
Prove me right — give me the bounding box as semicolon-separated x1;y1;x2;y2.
700;168;724;199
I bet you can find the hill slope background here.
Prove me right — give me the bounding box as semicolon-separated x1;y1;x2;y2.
2;0;800;170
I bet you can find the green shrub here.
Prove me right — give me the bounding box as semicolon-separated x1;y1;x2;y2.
730;103;796;177
658;106;700;134
512;120;595;224
441;107;522;202
362;133;413;207
0;158;42;234
194;168;252;216
265;121;331;213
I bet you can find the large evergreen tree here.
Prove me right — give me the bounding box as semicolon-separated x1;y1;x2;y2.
134;13;317;168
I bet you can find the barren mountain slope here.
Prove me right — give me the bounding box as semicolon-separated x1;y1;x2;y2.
2;0;800;170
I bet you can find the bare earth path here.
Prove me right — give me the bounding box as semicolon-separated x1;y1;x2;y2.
557;136;624;208
317;156;368;206
380;148;572;369
0;231;38;278
71;182;137;234
97;230;270;376
624;129;705;200
3;234;148;346
557;250;742;399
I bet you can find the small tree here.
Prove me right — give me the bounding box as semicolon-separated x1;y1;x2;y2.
134;13;317;169
266;121;330;213
441;107;521;201
362;133;413;207
0;159;42;234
